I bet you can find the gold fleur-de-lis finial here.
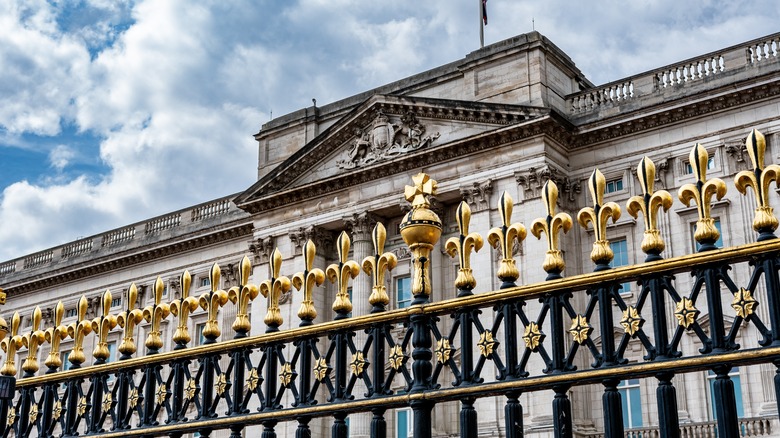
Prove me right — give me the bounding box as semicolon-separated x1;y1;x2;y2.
170;272;198;348
116;284;143;359
627;157;673;261
445;202;484;294
0;312;21;376
92;290;118;364
679;143;727;251
735;129;780;241
228;256;259;336
487;191;527;288
293;240;326;324
44;302;68;370
362;223;397;313
143;277;171;353
327;232;360;319
259;249;291;331
578;169;622;268
66;296;93;368
404;172;437;208
198;264;229;342
21;307;45;375
531;181;573;279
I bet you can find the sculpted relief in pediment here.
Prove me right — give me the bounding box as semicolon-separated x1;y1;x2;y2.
337;111;440;170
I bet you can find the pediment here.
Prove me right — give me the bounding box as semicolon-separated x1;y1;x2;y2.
235;95;553;212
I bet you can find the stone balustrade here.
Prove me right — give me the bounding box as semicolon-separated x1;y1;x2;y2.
567;32;780;116
0;194;243;277
583;417;772;438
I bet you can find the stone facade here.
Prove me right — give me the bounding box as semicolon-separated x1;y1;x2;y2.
2;31;780;437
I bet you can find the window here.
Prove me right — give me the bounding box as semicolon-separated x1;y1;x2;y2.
396;408;413;438
195;323;206;346
62;350;72;371
618;379;643;428
111;297;122;308
708;368;744;420
691;219;723;251
396;277;412;309
346;287;353;318
606;178;624;193
684;155;715;175
65;308;78;318
609;239;631;294
199;277;210;288
107;342;117;363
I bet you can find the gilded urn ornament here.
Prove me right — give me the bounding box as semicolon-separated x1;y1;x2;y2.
400;173;442;300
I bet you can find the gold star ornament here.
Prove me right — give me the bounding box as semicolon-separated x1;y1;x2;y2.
621;306;644;336
389;345;406;370
477;330;498;357
434;338;453;364
350;352;367;377
280;362;295;386
523;322;545;350
732;288;758;319
675;297;699;328
313;358;329;382
568;315;592;344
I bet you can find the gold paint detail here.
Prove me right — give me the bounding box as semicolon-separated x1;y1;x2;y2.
129;388;139;409
577;169;622;265
675;298;700;328
735;130;780;234
293;240;326;322
66;296;93;368
101;393;113;413
92;289;118;362
170;272;198;347
53;401;62;421
362;223;398;310
621;306;644;336
626;157;673;255
77;397;88;416
445;202;484;290
215;373;228;397
0;312;22;376
400;173;442;297
6;407;14;427
117;284;143;358
434;338;453;364
260;250;292;328
523;322;544;351
477;330;498;357
143;277;171;351
246;369;259;392
22;306;45;374
732;288;758;319
29;404;38;424
350;352;367;377
531;181;573;275
488;191;527;284
228;256;260;334
568;315;592;344
44;301;68;370
388;345;406;371
198;265;229;341
313;358;329;382
185;378;198;401
280;362;295;386
327;233;360;316
156;383;169;405
679;143;727;247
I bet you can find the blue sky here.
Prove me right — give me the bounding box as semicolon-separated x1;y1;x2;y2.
0;0;777;261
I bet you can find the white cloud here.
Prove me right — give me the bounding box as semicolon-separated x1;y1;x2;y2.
48;145;76;170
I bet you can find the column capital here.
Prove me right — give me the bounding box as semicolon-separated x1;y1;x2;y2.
516;165;581;207
289;226;333;255
248;235;275;265
460;180;493;212
343;212;381;241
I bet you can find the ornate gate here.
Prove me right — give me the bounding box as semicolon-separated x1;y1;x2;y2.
2;130;780;438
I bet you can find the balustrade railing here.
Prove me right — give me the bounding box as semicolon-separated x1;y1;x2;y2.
587;418;772;438
2;130;780;438
100;226;136;247
22;251;53;269
654;55;724;88
144;212;181;235
748;36;779;64
60;239;93;259
191;198;231;222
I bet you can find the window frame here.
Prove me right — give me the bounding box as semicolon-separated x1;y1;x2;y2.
395;276;412;309
618;379;643;428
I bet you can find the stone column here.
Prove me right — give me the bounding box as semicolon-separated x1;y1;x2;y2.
343;212;377;438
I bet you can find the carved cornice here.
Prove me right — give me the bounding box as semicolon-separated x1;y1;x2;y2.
516;165;582;205
3;222;254;297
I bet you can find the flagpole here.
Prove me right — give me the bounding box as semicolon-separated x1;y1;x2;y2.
479;0;484;48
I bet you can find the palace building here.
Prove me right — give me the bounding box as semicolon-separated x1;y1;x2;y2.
1;31;780;438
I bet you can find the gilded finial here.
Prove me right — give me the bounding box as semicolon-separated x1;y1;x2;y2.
679;143;727;251
92;290;118;364
44;302;68;370
228;256;259;337
627;157;673;261
0;313;22;376
362;223;398;312
445;202;484;295
198;264;229;342
577;169;622;269
400;173;442;301
170;272;198;348
735;129;780;241
116;284;144;359
293;241;326;324
66;296;92;368
327;232;360;319
21;307;45;376
143;277;171;353
487;191;527;288
260;249;291;331
531;181;573;279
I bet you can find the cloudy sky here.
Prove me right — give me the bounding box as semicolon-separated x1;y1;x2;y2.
0;0;777;261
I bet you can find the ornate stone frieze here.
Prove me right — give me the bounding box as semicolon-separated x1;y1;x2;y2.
289;226;334;255
516;166;581;205
725;138;749;171
460;180;493;212
248;236;275;264
336;111;440;170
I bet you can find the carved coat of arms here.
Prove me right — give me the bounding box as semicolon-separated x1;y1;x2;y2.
337;111;440;169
